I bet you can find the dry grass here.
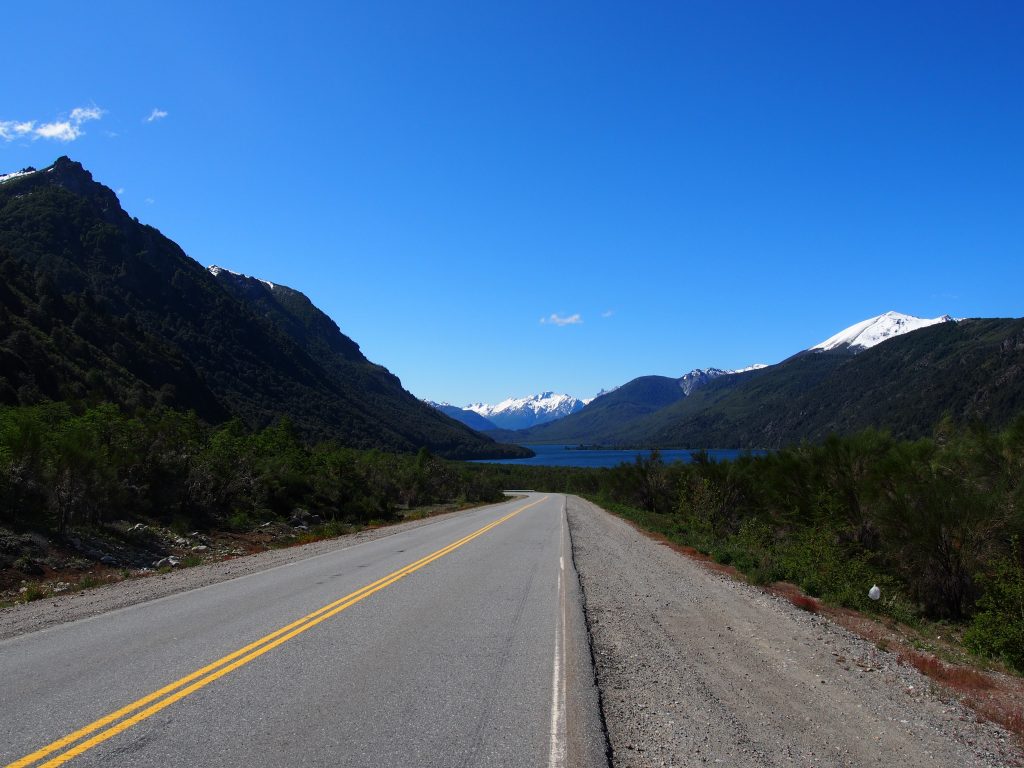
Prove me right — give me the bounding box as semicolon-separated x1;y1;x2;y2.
764;582;822;613
899;648;994;690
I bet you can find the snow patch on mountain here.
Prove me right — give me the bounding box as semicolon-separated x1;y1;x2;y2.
811;311;953;353
208;265;276;291
0;168;38;185
678;364;770;395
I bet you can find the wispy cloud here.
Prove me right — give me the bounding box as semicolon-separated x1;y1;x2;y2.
0;121;34;141
70;106;103;123
145;108;168;123
601;309;614;318
0;105;104;143
540;313;583;326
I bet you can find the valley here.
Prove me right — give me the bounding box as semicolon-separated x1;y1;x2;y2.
4;6;1022;767
1;159;1021;768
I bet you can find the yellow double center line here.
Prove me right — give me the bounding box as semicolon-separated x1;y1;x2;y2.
8;495;547;768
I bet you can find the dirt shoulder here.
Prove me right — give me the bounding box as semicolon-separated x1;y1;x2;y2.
566;496;1021;768
0;502;489;642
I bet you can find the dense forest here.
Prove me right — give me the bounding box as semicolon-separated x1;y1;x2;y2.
2;400;1021;671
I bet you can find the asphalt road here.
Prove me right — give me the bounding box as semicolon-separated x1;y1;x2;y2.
0;493;605;768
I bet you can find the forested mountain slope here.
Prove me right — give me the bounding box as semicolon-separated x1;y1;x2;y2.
0;157;527;459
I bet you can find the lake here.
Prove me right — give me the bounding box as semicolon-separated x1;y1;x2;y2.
472;444;764;468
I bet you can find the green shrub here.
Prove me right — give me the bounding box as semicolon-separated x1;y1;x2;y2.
964;546;1024;672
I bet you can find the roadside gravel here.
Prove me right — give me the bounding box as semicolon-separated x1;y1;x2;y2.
0;503;491;641
566;496;1022;768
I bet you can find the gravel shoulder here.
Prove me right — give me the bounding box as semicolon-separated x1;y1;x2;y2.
0;503;494;642
566;496;1022;768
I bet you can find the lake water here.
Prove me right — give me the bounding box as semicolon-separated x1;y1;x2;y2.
473;444;764;468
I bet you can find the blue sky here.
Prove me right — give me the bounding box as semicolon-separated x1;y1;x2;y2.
3;2;1022;405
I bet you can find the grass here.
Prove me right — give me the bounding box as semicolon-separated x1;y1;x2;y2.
21;584;46;602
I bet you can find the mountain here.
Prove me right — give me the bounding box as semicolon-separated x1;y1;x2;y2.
464;392;587;430
490;312;1022;448
619;317;1024;448
424;401;499;432
508;316;1023;448
0;157;528;459
496;365;770;444
495;376;689;443
679;368;728;395
809;311;954;354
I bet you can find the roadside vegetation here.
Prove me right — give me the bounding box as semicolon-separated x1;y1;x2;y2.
2;402;1022;677
0;402;508;601
0;402;506;537
466;418;1024;676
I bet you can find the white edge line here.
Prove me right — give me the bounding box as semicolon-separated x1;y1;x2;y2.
548;497;567;768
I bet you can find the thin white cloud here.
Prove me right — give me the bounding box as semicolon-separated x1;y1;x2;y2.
0;106;104;143
540;313;583;327
34;121;80;141
0;121;34;140
70;106;103;123
601;310;614;318
144;197;155;204
145;108;168;123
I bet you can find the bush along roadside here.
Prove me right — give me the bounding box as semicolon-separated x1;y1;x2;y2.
564;418;1024;677
0;402;509;599
3;400;1023;678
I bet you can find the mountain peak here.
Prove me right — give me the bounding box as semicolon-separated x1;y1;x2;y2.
1;156;123;222
810;311;954;353
46;155;102;193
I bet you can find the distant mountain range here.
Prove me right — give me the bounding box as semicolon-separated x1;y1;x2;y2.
488;312;1023;448
426;392;590;431
467;392;589;430
0;157;528;459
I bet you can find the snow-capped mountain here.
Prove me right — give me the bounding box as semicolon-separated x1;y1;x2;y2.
465;392;587;430
810;311;954;353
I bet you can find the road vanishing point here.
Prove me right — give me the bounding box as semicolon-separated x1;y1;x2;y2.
1;493;606;768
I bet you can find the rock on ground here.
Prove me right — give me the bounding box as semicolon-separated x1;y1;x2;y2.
566;496;1021;768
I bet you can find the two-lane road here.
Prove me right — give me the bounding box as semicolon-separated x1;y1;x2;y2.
1;493;603;768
